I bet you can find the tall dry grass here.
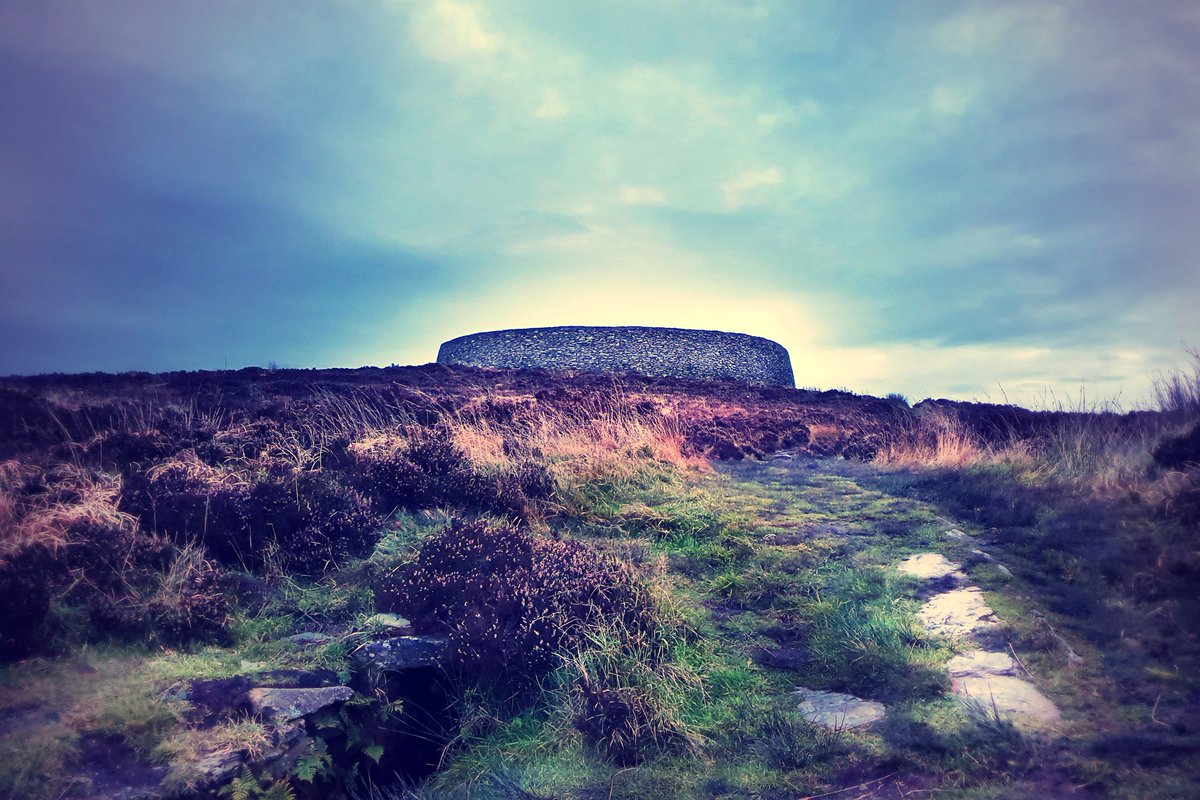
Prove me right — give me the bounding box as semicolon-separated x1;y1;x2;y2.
876;349;1200;496
345;391;703;491
447;395;701;483
0;461;137;557
874;407;1004;469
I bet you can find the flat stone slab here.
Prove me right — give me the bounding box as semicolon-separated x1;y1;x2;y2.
898;553;964;582
366;613;414;633
248;686;353;723
919;587;998;639
947;650;1017;678
793;688;886;730
953;674;1061;728
356;634;448;672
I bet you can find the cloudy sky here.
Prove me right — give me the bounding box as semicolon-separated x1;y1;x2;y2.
2;1;1197;404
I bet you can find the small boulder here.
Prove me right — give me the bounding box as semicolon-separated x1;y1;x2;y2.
366;613;414;634
355;634;448;673
248;686;354;723
793;688;886;730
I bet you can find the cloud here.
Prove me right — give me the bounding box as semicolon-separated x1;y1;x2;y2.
617;185;666;205
534;87;569;119
929;83;975;116
934;4;1065;58
1;1;1196;403
720;166;782;210
409;0;500;62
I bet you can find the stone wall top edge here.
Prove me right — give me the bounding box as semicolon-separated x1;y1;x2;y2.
440;325;787;349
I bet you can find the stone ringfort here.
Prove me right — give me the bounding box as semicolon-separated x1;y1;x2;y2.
436;325;795;387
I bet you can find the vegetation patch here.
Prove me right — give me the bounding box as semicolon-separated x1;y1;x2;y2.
1;360;1198;797
377;521;660;690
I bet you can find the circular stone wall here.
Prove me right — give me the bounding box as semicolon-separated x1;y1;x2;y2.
436;326;794;387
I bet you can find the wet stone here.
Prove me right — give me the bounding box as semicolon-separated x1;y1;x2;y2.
793;688;887;730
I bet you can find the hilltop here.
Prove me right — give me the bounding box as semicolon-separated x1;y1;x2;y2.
1;364;1197;799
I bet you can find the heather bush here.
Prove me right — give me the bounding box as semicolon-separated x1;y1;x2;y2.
0;544;58;660
88;544;231;646
124;456;380;573
0;519;232;657
285;472;382;572
376;521;659;688
351;428;552;520
1153;421;1200;471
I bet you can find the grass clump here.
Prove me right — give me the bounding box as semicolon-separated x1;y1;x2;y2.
563;617;702;766
751;706;841;771
805;570;949;703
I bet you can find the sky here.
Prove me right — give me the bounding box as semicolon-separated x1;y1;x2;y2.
1;0;1197;405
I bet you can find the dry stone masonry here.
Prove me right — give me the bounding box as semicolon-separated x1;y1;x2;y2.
437;326;795;387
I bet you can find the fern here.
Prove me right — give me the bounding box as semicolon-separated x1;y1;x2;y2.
262;782;297;800
292;740;333;783
220;769;295;800
221;768;258;800
364;743;385;764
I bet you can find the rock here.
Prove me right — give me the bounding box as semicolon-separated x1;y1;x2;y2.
185;676;256;725
190;749;244;790
248;686;354;723
945;528;971;540
947;650;1018;678
355;635;448;673
366;613;414;633
288;631;331;646
793;688;886;730
898;553;964;582
254;668;342;688
954;674;1061;728
966;550;1013;578
188;722;307;791
919;587;998;639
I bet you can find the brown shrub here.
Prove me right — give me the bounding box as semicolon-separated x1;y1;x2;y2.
375;521;658;687
122;455;380;574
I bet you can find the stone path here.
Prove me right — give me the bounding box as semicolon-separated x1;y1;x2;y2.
899;549;1062;730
